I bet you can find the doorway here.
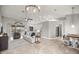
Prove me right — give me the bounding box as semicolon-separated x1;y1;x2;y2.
56;24;62;37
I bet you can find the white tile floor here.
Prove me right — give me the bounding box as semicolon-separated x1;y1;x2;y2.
1;38;79;54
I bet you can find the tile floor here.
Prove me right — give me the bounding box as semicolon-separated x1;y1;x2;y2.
1;38;79;54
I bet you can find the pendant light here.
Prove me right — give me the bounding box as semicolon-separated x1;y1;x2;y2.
71;7;75;28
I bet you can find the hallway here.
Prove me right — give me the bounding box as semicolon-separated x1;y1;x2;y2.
1;39;79;54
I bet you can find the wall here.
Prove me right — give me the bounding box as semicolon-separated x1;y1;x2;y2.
3;14;79;39
0;8;1;22
64;14;79;34
2;16;64;39
2;17;17;36
0;6;2;32
41;20;64;39
2;16;43;37
41;21;49;38
48;21;63;38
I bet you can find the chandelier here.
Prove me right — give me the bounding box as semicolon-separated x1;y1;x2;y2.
25;5;40;13
23;5;40;21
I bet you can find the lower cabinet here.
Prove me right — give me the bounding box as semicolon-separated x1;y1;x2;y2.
0;36;8;51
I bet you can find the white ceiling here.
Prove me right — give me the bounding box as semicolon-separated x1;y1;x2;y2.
1;5;79;22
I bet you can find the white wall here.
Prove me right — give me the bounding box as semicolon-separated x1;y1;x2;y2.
0;6;2;32
41;21;49;38
2;16;43;37
65;14;79;34
0;10;1;23
0;6;2;23
2;17;18;36
48;21;63;38
3;14;79;39
2;16;64;39
41;20;64;39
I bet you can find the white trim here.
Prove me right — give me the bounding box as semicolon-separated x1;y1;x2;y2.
42;36;58;40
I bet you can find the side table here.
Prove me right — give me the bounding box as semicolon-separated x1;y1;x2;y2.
35;35;41;44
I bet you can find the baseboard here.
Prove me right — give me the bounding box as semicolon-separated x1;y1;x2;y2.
42;36;58;40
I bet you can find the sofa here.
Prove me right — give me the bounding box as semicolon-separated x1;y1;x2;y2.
23;31;36;43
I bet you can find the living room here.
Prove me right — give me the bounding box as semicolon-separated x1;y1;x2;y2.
0;5;79;54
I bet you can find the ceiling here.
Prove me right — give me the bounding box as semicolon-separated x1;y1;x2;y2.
1;5;79;22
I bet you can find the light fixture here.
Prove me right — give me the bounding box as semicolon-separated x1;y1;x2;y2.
71;7;75;28
38;6;40;10
25;5;40;13
23;5;40;22
71;24;75;28
36;30;40;33
26;7;30;11
33;9;36;13
10;37;14;41
0;23;2;26
25;18;27;21
23;5;40;29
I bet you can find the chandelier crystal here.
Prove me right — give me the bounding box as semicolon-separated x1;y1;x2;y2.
25;5;40;13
